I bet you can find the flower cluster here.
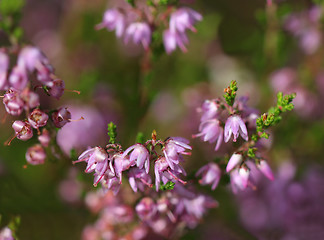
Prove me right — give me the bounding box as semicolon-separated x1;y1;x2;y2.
0;46;73;165
82;183;217;240
74;129;191;194
96;1;202;54
193;81;294;193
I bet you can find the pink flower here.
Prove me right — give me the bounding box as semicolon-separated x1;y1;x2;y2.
26;144;46;165
128;167;152;192
52;107;71;128
199;99;219;122
124;22;151;49
163;29;189;54
163;137;191;170
0;51;9;90
136;197;157;221
8;65;28;90
224;115;248;142
113;153;132;183
193;119;223;151
196;163;221;190
28;108;49;129
20;88;40;110
97;9;126;37
257;160;274;181
46;79;65;99
38;129;50;147
230;167;250;193
17;46;47;72
3;88;25;116
169;7;202;33
12;120;33;141
122;144;150;173
226;153;243;172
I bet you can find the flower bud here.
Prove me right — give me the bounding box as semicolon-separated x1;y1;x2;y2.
52;107;71;128
28;108;49;129
46;79;65;99
3;89;25;116
20;88;40;109
8;65;28;90
38;129;50;147
257;160;274;181
26;144;46;165
226;153;242;172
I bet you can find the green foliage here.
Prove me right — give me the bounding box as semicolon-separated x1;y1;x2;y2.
255;92;296;140
247;148;256;158
135;132;145;144
70;149;77;160
159;181;175;191
223;80;238;106
0;0;24;15
107;122;117;144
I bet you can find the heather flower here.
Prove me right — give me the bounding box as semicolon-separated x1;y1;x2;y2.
3;89;25;116
0;51;9;90
163;137;191;170
193;119;223;151
0;227;14;240
12;120;33;141
113;153;133;183
75;147;109;185
128;167;152;192
101;175;121;195
26;144;46;165
122;144;150;173
136;197;157;220
97;9;126;37
28;108;49;129
257;160;274;181
199;99;219;122
38;129;50;147
163;29;189;54
124;22;151;49
196;163;221;190
20;88;40;110
52;107;71;128
169;7;202;33
46;79;65;99
8;65;28;90
154;156;186;191
230;167;250;193
17;46;47;72
224;115;248;142
226;153;243;172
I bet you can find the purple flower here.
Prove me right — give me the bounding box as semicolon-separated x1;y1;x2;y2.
12;120;33;141
128;167;152;192
136;197;157;220
122;144;150;173
163;29;189;54
196;163;221;190
193;119;223;151
224;115;248;142
100;175;121;195
199;99;219;122
0;227;14;240
26;144;46;165
169;7;202;33
74;147;109;185
8;65;28;90
97;9;126;37
113;153;132;183
3;88;25;116
20;88;40;110
257;160;274;181
46;79;65;99
226;153;243;172
38;129;50;147
28;108;49;129
230;167;250;193
124;22;151;49
52;107;71;128
163;137;191;170
0;51;9;90
17;46;47;72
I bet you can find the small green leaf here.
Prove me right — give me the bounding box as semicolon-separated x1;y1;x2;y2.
107;122;117;144
159;181;175;191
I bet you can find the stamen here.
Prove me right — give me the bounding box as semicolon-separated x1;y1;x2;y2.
1;113;8;123
5;134;18;146
167;169;187;185
64;89;81;95
140;178;153;188
68;116;84;122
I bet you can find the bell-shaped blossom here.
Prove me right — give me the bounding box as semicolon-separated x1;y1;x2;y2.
97;9;126;37
0;51;9;90
154;156;186;191
52;107;71;128
196;163;221;190
101;175;121;195
224;115;248;142
113;153;132;183
12;120;33;141
122;144;150;173
38;129;50;147
75;147;109;185
46;79;65;99
230;167;250;193
3;89;25;116
199;99;219;122
28;108;49;129
26;144;46;165
128;167;152;192
20;88;40;110
8;65;28;90
17;46;48;72
226;153;243;172
257;160;274;181
0;227;14;240
169;7;202;33
36;63;54;85
124;22;151;49
163;29;189;54
193;119;223;151
136;197;157;221
163;137;191;170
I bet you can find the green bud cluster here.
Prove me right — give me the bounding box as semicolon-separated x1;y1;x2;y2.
159;181;175;191
107;122;118;144
223;80;238;106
